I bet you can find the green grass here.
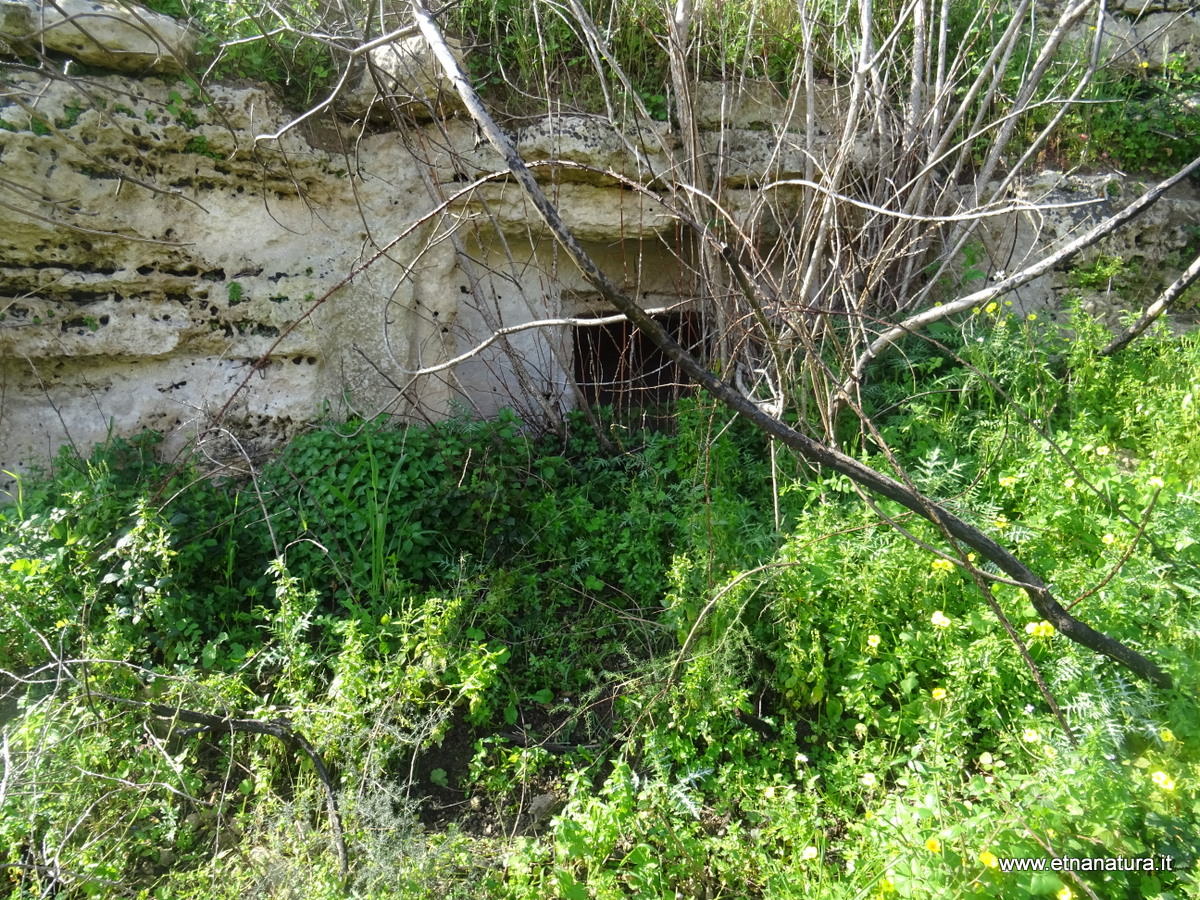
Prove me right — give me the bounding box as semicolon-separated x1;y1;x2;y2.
2;307;1200;898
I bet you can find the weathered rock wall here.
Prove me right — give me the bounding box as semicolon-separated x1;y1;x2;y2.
972;170;1200;327
0;77;707;490
2;1;1199;498
0;51;854;494
0;72;445;486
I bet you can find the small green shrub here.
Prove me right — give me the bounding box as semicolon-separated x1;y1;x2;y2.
184;134;222;159
144;0;339;107
1069;254;1129;291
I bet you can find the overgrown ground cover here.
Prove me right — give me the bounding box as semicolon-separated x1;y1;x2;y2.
2;304;1200;899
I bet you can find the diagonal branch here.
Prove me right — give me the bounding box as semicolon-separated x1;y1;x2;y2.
98;692;348;881
1100;249;1200;357
411;0;1172;688
841;154;1200;401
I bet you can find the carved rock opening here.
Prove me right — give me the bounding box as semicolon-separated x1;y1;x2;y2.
572;310;705;416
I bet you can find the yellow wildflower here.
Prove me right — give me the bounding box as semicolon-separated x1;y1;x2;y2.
1151;770;1177;791
931;558;954;573
1058;887;1074;900
1025;621;1054;638
931;687;947;701
1102;533;1116;546
1159;728;1176;743
979;850;999;868
926;837;942;853
999;475;1018;488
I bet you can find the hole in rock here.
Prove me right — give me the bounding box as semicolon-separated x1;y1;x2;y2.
573;310;704;416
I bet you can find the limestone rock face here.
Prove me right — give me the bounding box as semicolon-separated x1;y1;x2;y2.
0;0;197;74
0;2;32;42
1;1;1198;500
1119;0;1196;10
341;34;466;121
693;80;846;132
470;182;677;241
975;173;1200;315
510;115;671;186
0;71;451;490
694;80;787;130
0;68;708;494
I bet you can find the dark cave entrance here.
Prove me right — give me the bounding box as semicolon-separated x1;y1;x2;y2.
572;310;705;416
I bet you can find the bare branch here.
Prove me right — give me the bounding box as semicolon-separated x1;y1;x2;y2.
1100;249;1200;357
842;153;1200;398
252;23;419;143
394;306;683;377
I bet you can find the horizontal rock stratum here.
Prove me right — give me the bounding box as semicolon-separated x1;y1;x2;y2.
1;0;1198;499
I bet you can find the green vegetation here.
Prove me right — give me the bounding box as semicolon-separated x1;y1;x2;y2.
1068;55;1200;175
3;307;1199;898
184;135;222;159
55;101;86;130
166;89;200;129
448;0;810;118
6;5;1200;895
142;0;339;107
133;0;1194;170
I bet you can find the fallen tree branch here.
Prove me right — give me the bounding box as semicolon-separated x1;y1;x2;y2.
98;693;348;882
1100;249;1200;357
1068;486;1162;611
412;0;1173;689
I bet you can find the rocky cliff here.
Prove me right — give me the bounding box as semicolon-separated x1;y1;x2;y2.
1;0;1198;497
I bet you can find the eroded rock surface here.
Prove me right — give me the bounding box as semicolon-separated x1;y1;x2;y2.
341;34;467;121
1068;8;1200;72
0;0;196;73
2;1;1198;498
975;172;1200;317
0;71;440;489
